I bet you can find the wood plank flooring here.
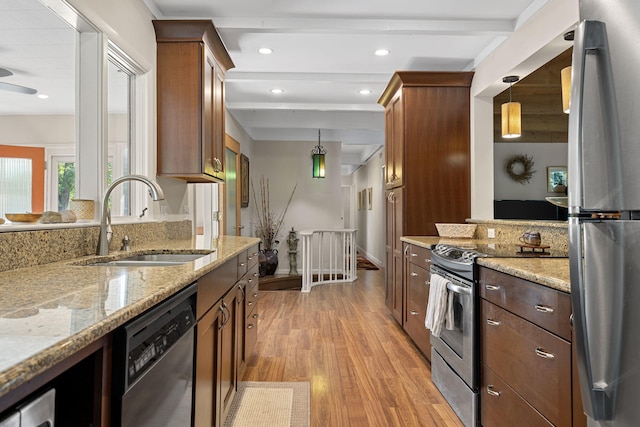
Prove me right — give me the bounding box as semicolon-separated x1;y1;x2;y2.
244;269;463;426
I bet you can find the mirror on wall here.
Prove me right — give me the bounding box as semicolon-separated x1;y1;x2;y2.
492;48;572;221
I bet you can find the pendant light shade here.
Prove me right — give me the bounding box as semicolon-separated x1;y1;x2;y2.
561;30;575;114
561;66;572;114
501;76;521;139
311;129;326;178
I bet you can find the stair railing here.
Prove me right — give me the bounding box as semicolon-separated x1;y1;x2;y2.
300;229;357;292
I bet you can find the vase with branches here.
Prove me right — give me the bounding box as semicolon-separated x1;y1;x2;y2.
252;176;297;275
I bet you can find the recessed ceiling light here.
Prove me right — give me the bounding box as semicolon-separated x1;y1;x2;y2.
358;89;372;95
270;88;284;94
258;47;273;55
37;94;48;99
375;49;390;56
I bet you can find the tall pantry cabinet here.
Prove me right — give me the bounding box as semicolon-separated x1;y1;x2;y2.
378;72;473;331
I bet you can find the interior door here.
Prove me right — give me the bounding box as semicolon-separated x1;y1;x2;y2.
224;135;242;236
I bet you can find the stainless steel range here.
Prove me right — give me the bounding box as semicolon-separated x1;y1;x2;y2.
429;244;483;427
428;242;568;427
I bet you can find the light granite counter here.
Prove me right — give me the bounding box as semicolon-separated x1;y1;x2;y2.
0;235;260;399
401;235;570;293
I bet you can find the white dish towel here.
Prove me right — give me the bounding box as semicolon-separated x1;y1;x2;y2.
425;273;451;337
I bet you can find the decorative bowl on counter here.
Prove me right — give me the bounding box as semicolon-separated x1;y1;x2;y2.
545;196;568;208
5;213;43;223
435;223;477;238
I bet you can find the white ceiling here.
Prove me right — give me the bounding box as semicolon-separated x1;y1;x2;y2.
0;0;551;174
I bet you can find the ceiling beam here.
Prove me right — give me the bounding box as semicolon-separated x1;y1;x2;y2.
212;17;515;36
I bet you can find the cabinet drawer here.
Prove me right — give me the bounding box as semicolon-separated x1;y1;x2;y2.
197;258;237;319
404;261;431;358
246;283;259;318
481;364;553;427
482;300;571;427
479;266;571;340
247;245;259;269
237;250;249;278
406;244;431;269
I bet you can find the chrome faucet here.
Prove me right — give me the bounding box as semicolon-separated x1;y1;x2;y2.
97;174;165;255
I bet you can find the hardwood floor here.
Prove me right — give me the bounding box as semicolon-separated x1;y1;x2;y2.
244;269;463;427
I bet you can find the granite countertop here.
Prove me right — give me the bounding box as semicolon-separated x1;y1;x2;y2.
401;236;570;293
0;235;260;399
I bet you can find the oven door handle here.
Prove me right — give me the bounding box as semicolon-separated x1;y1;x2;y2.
446;281;471;296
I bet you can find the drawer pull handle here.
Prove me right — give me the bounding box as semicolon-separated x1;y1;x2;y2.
252;313;259;319
253;293;259;298
247;324;254;329
410;310;419;316
411;272;418;277
535;348;555;359
239;262;246;267
426;280;430;285
247;301;254;306
253;272;258;277
425;259;431;264
485;284;500;291
248;278;253;283
486;385;501;397
411;252;418;257
486;319;501;326
535;304;555;313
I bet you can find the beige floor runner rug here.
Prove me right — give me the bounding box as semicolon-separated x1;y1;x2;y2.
224;381;310;427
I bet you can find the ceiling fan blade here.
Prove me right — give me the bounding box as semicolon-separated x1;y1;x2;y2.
0;68;13;78
0;81;37;95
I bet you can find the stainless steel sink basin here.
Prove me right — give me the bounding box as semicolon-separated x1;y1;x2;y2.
86;252;212;267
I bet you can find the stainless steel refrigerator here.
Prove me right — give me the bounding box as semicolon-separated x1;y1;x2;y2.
569;1;640;426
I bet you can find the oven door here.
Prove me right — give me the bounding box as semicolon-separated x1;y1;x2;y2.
429;266;476;389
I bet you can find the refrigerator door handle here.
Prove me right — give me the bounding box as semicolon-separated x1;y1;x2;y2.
568;19;622;213
570;219;620;421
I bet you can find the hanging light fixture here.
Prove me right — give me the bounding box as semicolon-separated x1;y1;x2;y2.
561;30;575;114
501;75;521;139
311;129;326;178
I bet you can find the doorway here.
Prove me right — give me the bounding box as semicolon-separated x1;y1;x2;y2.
224;135;242;236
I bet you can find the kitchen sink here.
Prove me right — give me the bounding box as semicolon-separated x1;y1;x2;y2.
82;252;213;267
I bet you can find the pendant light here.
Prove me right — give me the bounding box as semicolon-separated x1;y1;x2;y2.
501;76;521;139
311;129;326;178
561;30;575;114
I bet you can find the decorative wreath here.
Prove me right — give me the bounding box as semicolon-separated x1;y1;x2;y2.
505;154;536;184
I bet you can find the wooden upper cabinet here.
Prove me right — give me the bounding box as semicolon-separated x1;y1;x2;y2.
378;71;474;236
153;20;235;183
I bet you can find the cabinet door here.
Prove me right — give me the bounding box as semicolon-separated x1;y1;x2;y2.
211;62;225;179
194;300;223;427
385;189;404;323
404;248;431;359
219;290;238;425
384;92;404;189
390;93;404;188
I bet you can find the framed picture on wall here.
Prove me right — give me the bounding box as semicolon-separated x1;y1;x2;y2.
241;154;250;207
547;166;567;193
367;187;372;210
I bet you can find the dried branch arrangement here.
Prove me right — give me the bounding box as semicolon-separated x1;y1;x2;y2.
251;176;297;250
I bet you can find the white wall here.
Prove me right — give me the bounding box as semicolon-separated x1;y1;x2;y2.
494;143;568;200
351;148;385;266
470;0;579;219
226;112;256;237
250;139;343;273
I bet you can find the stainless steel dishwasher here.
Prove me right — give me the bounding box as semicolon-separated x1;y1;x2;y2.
112;283;197;427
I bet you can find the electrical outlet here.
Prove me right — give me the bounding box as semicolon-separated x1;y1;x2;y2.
487;228;495;238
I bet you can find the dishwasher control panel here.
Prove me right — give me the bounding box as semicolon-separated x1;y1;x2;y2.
127;307;195;384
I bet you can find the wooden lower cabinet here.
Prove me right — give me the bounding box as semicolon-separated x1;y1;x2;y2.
478;265;586;427
403;243;431;360
237;256;259;380
194;298;223;427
